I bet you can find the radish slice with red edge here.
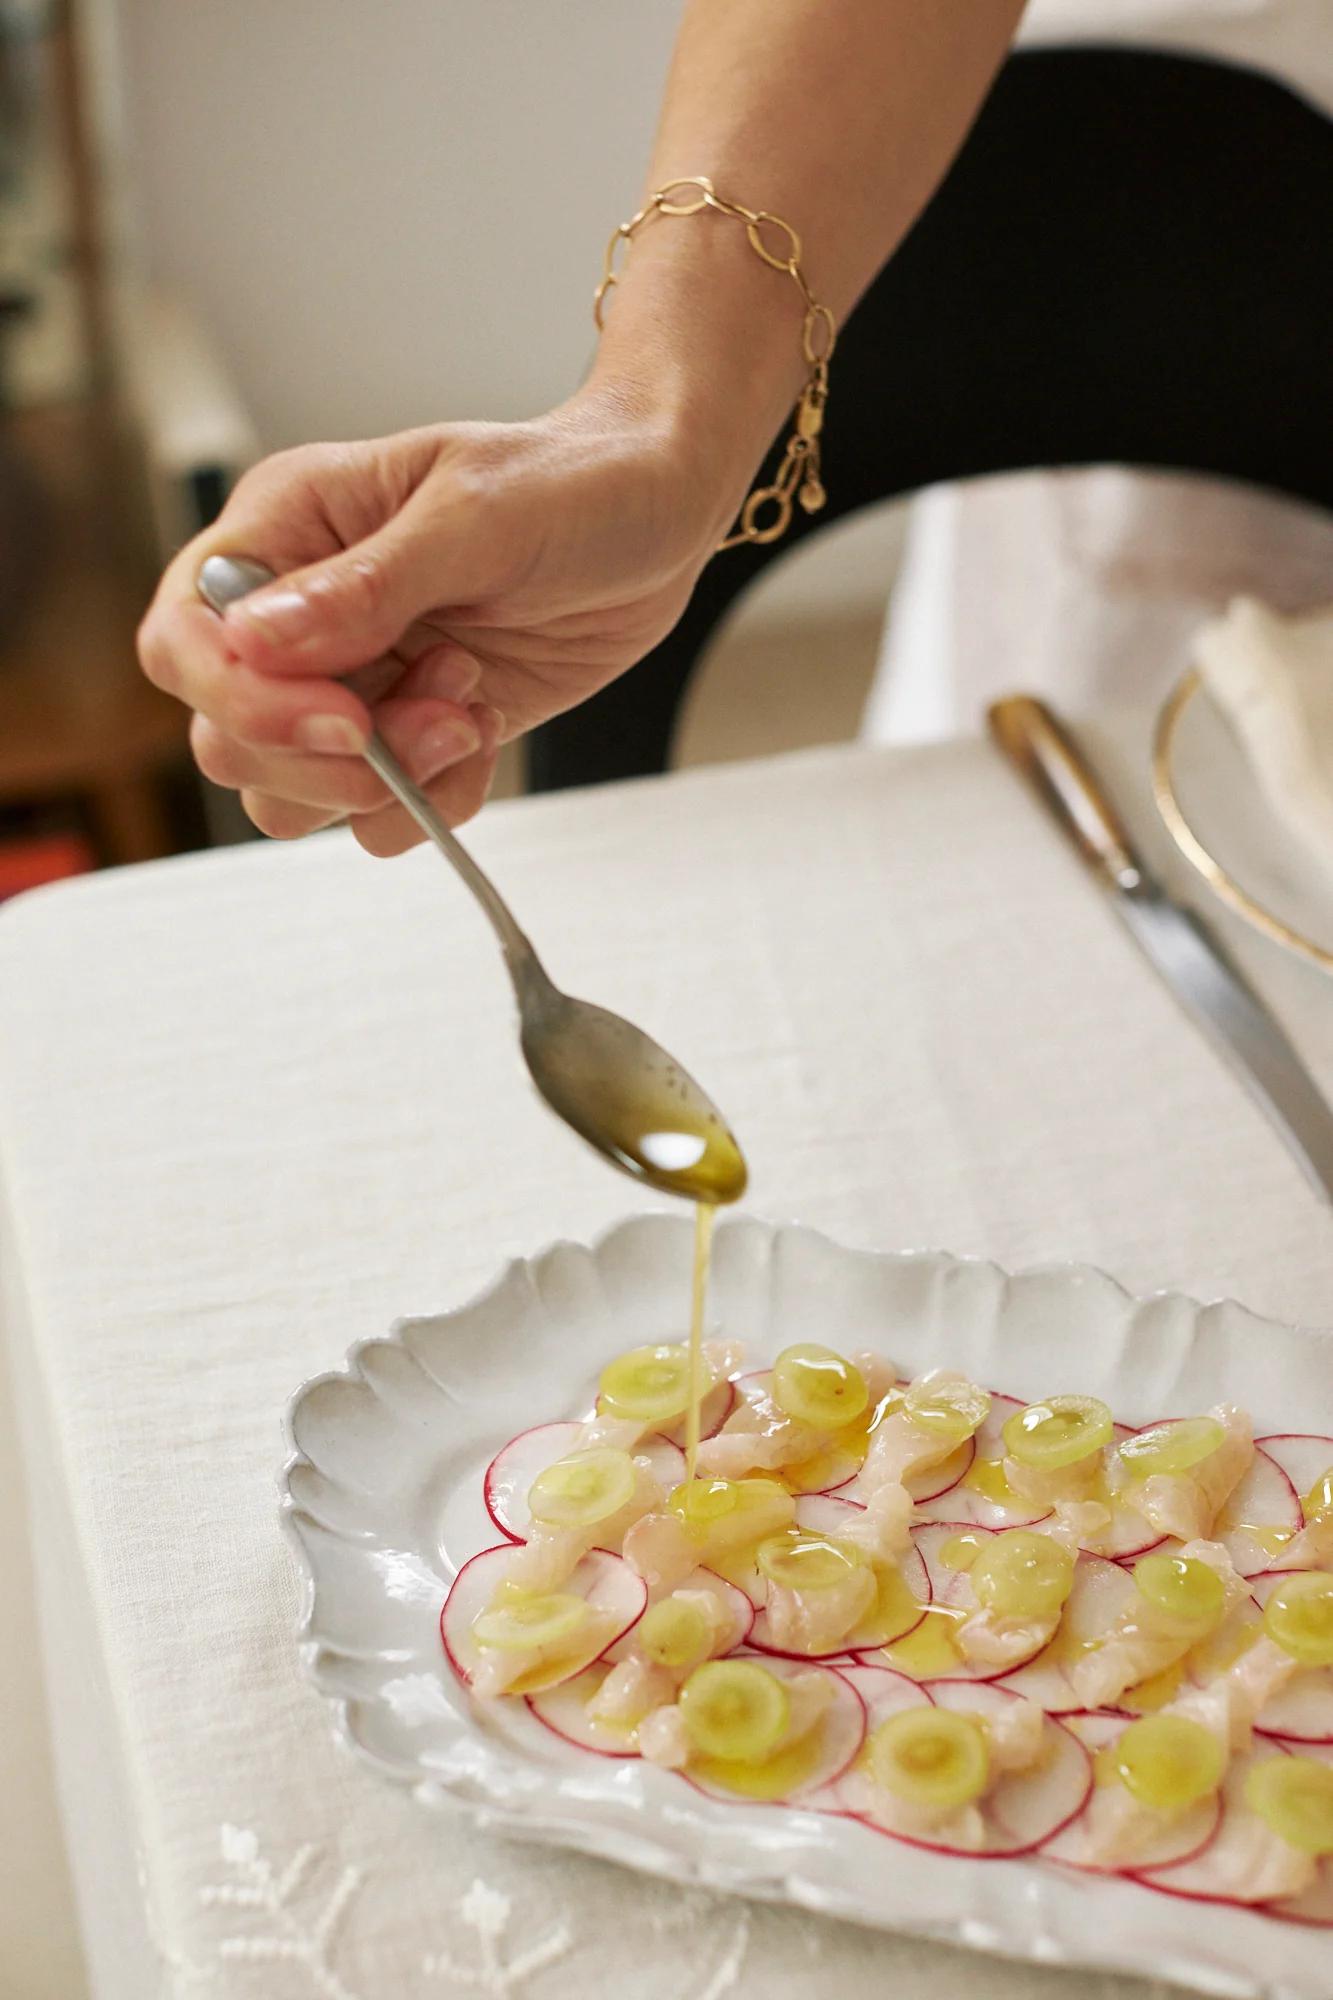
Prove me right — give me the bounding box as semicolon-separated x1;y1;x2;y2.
837;1677;1091;1858
748;1495;929;1660
1214;1446;1302;1578
1043;1713;1224;1875
994;1551;1139;1713
867;1522;1046;1685
681;1655;867;1805
1135;1756;1322;1910
913;1395;1050;1528
1249;1573;1333;1745
934;1679;1093;1857
606;1565;754;1661
711;1490;868;1612
1261;1744;1333;1926
526;1667;642;1758
1267;1863;1333;1928
484;1422;685;1544
1075;1422;1168;1561
440;1545;646;1693
1257;1434;1333;1508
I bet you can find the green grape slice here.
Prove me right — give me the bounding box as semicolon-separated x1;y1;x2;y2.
771;1344;869;1430
970;1530;1075;1619
679;1660;790;1763
757;1531;867;1592
868;1706;989;1809
599;1344;694;1424
902;1375;991;1444
1112;1715;1225;1810
1118;1417;1224;1479
638;1597;713;1668
473;1592;589;1652
1002;1394;1113;1471
528;1448;636;1529
1133;1553;1227;1634
1244;1756;1333;1856
1264;1571;1333;1666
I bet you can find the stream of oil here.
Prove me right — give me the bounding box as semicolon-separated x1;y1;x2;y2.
684;1201;716;1482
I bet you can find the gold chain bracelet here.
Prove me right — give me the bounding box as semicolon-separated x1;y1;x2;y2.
593;176;836;552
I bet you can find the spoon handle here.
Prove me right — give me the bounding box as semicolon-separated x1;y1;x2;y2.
195;554;537;974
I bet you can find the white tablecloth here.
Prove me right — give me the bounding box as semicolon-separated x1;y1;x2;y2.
2;729;1331;2000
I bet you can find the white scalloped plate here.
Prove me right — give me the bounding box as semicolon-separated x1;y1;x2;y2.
280;1214;1333;2000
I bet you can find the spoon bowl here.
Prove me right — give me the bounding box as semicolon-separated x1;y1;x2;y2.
196;554;747;1206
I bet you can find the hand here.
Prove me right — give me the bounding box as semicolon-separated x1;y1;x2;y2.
138;386;731;853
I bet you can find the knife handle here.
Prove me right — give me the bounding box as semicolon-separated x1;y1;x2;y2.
987;695;1144;890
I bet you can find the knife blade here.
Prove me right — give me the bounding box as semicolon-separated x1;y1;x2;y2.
988;694;1333;1204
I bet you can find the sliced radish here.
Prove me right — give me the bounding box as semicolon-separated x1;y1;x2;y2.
1137;1759;1318;1910
440;1545;646;1693
710;1491;863;1611
1267;1863;1333;1928
1257;1434;1333;1510
934;1681;1093;1856
681;1655;867;1805
1249;1574;1333;1745
838;1678;1091;1858
1214;1446;1302;1578
484;1422;685;1543
880;1522;1048;1685
712;1373;868;1494
1043;1714;1224;1875
607;1566;754;1660
913;1395;1050;1528
836;1661;937;1723
995;1552;1139;1713
748;1495;930;1660
526;1667;641;1758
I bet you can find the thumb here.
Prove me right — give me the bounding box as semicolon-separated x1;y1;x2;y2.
221;480;490;675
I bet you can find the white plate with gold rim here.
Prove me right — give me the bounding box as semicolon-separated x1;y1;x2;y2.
279;1213;1333;2000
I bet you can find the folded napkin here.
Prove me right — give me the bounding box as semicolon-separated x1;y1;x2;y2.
1193;595;1333;871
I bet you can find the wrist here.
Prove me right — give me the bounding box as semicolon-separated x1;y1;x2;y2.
580;212;811;541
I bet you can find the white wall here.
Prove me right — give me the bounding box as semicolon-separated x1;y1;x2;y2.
109;0;683;446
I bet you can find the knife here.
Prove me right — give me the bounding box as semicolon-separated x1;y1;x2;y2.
987;694;1333;1204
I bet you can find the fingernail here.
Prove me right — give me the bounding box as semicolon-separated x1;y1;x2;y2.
473;703;506;749
410;714;482;777
231;589;313;644
294;714;367;754
410;647;482;703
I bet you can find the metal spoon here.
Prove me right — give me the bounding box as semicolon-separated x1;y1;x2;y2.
197;554;747;1205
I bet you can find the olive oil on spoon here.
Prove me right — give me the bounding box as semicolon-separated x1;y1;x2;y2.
196;555;748;1211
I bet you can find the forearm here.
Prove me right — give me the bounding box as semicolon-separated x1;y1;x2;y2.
588;0;1027;524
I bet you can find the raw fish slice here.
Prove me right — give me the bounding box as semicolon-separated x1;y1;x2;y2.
750;1495;929;1659
1110;1406;1253;1544
671;1657;867;1802
441;1546;646;1698
497;1455;667;1593
1141;1760;1320;1907
1256;1435;1333;1572
912;1395;1052;1528
839;1678;1090;1857
1247;1574;1333;1744
1067;1541;1248;1712
1044;1715;1223;1874
1212;1447;1303;1578
995;1554;1139;1713
528;1666;648;1756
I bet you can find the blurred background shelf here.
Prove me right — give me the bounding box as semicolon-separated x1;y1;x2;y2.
0;397;191;871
